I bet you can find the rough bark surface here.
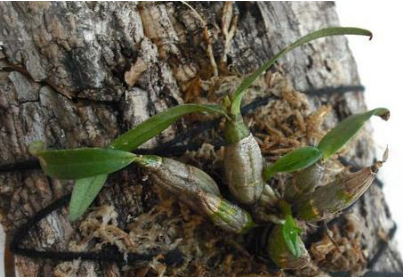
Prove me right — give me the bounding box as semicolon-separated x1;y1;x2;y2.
0;2;401;277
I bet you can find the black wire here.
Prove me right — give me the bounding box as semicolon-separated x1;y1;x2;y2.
10;195;71;254
9;194;184;266
12;247;183;266
0;160;40;174
0;85;365;174
9;171;402;274
303;85;366;97
10;191;400;274
328;269;403;276
367;223;398;269
363;273;403;277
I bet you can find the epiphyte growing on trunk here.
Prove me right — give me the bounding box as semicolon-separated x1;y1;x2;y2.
27;27;385;271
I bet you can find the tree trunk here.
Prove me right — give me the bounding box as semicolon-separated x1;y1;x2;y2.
0;2;401;276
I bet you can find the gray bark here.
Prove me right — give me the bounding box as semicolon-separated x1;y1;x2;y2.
0;2;401;276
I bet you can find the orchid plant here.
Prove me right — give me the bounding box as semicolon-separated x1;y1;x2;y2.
29;27;388;269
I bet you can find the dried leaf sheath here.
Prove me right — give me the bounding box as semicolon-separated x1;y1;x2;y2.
296;161;384;221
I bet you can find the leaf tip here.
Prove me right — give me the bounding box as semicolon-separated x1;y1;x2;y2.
379;110;390;121
372;107;390;120
28;141;46;156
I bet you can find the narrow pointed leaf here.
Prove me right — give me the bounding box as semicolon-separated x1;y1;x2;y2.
65;104;228;219
282;215;302;257
318;108;390;160
69;174;108;221
32;147;137;179
231;27;372;116
264;146;323;180
111;104;229;152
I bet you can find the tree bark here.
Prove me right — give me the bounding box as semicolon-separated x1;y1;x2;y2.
0;2;401;276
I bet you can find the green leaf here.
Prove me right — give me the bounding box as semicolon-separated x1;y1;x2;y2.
279;201;302;258
111;103;229;152
318;108;390;160
65;104;224;219
69;174;108;221
264;146;323;180
32;147;137;179
282;215;302;258
231;27;372;116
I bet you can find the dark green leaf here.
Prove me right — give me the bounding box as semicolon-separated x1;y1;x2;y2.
264;146;323;180
318;108;390;160
231;27;372;116
279;201;302;258
69;174;108;221
32;147;137;179
111;104;229;152
282;215;302;258
64;104;226;220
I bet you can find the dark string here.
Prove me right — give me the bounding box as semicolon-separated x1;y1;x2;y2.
367;223;399;269
303;85;366;97
10;192;400;275
0;95;275;173
0;85;365;174
0;160;40;174
362;273;403;277
9;194;184;266
331;272;403;277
